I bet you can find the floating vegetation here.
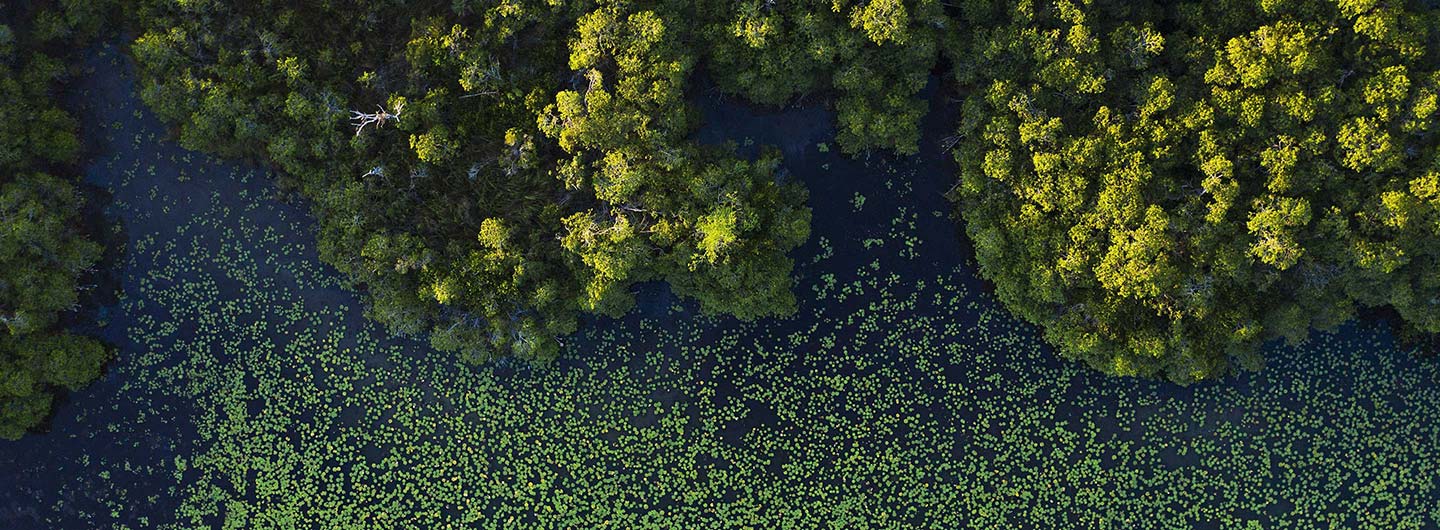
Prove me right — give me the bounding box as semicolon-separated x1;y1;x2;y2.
7;43;1440;530
115;179;1440;528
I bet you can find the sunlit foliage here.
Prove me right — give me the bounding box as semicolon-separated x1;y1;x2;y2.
950;0;1440;382
126;0;812;364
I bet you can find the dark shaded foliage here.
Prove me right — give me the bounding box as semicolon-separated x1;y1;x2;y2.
0;0;116;439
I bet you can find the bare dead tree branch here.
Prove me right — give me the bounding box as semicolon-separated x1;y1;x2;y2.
350;101;405;136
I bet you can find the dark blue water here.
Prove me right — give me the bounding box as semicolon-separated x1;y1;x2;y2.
2;42;1437;529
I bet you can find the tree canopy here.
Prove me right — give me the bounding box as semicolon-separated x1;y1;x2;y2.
702;0;948;154
127;0;811;364
123;0;1440;383
950;0;1440;382
6;0;1432;391
0;0;113;439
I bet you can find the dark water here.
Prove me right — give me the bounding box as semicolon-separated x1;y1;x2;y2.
2;43;1438;529
0;42;370;528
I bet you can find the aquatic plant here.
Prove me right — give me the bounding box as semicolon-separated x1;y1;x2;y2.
66;104;1440;526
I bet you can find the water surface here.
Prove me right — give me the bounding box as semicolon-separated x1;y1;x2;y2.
2;43;1437;530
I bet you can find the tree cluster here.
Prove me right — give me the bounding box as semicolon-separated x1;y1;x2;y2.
0;0;114;439
127;0;810;363
113;0;1440;384
702;0;948;154
951;0;1440;382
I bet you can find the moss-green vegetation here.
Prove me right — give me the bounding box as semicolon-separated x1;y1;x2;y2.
950;0;1440;382
0;0;116;439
